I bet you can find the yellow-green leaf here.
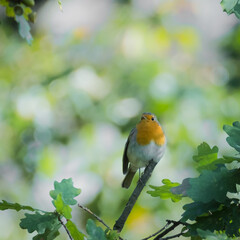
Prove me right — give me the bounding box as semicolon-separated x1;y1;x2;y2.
66;220;85;240
54;194;72;219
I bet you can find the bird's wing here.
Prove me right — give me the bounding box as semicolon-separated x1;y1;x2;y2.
122;128;135;174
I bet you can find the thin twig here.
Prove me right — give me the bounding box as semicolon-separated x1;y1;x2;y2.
141;222;170;240
58;215;73;240
113;160;158;232
153;221;183;240
159;231;185;240
78;204;124;240
166;220;185;226
78;204;111;229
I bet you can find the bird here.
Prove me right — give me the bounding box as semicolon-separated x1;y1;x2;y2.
122;112;166;189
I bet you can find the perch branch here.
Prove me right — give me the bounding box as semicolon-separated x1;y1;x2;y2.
113;160;158;232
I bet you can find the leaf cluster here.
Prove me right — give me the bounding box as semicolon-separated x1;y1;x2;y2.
0;0;63;44
0;0;238;44
148;121;240;239
0;178;120;239
221;0;240;19
0;0;36;44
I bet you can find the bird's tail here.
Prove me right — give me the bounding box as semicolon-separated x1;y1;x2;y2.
122;170;136;189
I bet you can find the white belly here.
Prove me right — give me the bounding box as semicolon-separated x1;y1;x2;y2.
127;138;166;172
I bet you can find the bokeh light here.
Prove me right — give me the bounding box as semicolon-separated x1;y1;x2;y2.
0;0;240;239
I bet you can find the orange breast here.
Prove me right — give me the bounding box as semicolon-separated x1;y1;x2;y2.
136;121;165;146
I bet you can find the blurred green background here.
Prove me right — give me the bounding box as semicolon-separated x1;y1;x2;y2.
0;0;240;239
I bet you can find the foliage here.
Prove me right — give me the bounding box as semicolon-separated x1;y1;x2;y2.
0;178;82;239
50;178;81;206
221;0;240;19
223;121;240;153
197;229;232;240
54;194;72;219
19;212;60;234
85;220;120;240
0;0;35;43
15;15;33;44
66;220;85;240
192;142;219;171
0;200;35;212
0;0;62;43
86;219;107;240
0;0;238;44
0;178;115;239
105;229;120;240
148;121;240;239
147;179;182;202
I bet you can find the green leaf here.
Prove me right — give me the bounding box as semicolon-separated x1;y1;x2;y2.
22;4;32;20
190;237;202;240
50;178;81;206
221;0;238;13
15;15;33;44
188;204;240;237
173;167;240;203
223;155;240;163
0;200;35;212
233;3;240;18
147;179;182;202
223;121;240;153
105;229;120;240
33;226;60;240
19;212;59;234
22;0;35;8
86;219;107;240
193;142;218;163
188;167;240;203
66;220;85;240
192;142;240;172
6;5;15;17
197;229;232;240
227;184;240;201
181;201;221;222
193;142;220;171
0;0;8;7
54;194;72;219
221;0;240;19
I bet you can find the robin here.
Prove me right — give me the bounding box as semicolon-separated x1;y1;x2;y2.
122;112;166;189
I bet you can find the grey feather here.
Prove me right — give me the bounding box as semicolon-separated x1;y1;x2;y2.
122;128;136;174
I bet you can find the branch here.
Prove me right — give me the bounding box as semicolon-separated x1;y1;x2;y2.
78;204;111;229
58;215;73;240
159;232;184;240
78;204;124;240
142;220;185;240
153;220;184;240
141;221;170;240
113;160;158;232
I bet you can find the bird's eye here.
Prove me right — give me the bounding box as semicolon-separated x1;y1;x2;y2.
151;117;154;121
141;116;144;120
